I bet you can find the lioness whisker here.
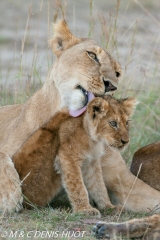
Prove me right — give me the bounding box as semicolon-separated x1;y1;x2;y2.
77;72;91;79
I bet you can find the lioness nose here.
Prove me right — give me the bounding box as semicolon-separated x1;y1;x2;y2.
121;139;129;145
103;80;117;92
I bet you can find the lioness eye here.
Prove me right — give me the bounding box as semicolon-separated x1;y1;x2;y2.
110;121;117;128
116;71;120;77
87;51;99;62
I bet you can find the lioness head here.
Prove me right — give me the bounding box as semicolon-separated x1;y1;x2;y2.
85;96;137;150
49;20;121;117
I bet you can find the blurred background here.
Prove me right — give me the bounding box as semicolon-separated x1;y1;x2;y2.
0;0;160;163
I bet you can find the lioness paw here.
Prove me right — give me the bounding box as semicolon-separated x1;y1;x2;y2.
93;222;113;239
0;153;23;213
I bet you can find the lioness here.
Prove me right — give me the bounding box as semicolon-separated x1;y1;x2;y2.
0;20;121;212
13;96;135;216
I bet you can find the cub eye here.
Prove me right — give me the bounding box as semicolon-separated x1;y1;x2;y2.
87;51;99;63
109;121;117;128
116;71;120;78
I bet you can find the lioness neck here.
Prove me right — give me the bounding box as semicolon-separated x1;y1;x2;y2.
1;76;62;157
25;79;61;129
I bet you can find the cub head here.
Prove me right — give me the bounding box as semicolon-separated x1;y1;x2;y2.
86;96;137;150
49;20;121;117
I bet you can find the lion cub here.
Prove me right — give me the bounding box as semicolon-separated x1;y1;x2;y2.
13;96;136;216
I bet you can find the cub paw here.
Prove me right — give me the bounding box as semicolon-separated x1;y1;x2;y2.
0;153;23;213
75;207;101;217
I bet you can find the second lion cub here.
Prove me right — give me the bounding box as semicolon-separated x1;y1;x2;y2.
13;96;136;216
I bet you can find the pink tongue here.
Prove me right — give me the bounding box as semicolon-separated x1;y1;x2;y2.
69;91;95;117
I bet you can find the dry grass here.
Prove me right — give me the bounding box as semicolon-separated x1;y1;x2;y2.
0;202;149;240
0;0;160;239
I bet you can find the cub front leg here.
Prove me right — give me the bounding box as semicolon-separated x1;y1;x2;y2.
0;152;23;213
82;159;118;211
58;153;100;217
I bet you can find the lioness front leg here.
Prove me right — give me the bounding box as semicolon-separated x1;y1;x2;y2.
93;214;160;239
58;154;100;217
82;160;121;212
0;152;23;213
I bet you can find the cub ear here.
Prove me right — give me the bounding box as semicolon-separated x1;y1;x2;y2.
49;19;80;57
88;98;109;120
122;97;138;116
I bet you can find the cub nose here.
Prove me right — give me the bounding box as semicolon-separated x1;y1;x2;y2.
103;80;117;92
121;139;129;145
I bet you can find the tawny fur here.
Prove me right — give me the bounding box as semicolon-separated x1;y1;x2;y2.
0;20;121;212
94;213;160;239
0;153;23;213
131;141;160;191
94;141;160;238
13;96;134;216
101;146;160;213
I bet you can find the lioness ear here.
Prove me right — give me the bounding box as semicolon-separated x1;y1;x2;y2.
88;98;109;120
122;97;138;116
49;19;80;57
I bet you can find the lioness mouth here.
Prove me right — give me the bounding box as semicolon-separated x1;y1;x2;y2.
69;85;94;117
69;81;117;117
104;81;117;92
